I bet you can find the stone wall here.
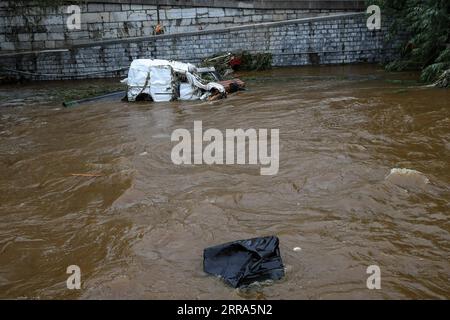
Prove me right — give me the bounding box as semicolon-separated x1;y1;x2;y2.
0;1;356;52
76;1;366;10
0;13;403;81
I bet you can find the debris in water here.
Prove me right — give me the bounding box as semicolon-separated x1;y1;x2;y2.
122;59;244;103
293;247;302;252
201;51;272;78
203;236;284;288
385;168;430;189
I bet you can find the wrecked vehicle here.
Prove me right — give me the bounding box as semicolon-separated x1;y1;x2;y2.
121;59;245;102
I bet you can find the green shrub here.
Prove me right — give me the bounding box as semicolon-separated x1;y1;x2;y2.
369;0;450;83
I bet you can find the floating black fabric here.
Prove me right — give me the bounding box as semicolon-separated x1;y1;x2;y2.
203;236;284;288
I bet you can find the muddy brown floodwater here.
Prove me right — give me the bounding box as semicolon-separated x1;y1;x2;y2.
0;65;449;299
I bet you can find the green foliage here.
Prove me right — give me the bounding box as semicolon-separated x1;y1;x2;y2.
369;0;450;83
239;51;273;71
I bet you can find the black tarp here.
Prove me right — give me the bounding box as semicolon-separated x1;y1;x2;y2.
203;236;285;288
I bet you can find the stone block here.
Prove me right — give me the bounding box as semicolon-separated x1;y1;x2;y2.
225;8;239;16
18;33;31;41
182;8;196;19
1;41;15;50
67;31;89;39
196;8;208;15
43;15;64;25
48;32;65;40
111;11;128;22
104;4;122;12
87;4;104;12
235;16;252;23
16;41;32;50
146;9;158;20
55;40;66;47
45;40;56;49
32;41;46;50
274;14;287;20
142;5;157;10
127;12;148;22
167;9;182;20
33;33;47;41
209;8;225;18
222;17;234;23
180;18;192;26
83;12;110;24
